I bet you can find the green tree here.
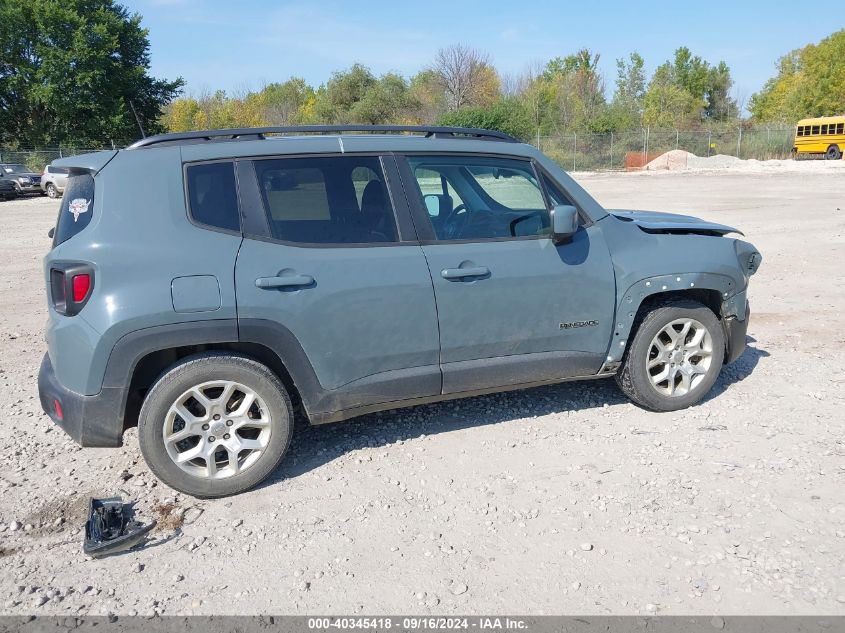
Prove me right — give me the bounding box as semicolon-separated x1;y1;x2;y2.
437;98;533;140
540;49;607;132
642;48;736;126
351;73;417;124
261;78;315;124
750;29;845;122
0;0;183;146
705;61;738;120
643;64;702;128
607;52;646;129
313;64;377;122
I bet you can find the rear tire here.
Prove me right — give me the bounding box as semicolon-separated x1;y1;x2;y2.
825;145;841;160
616;300;725;412
45;183;58;198
138;353;293;498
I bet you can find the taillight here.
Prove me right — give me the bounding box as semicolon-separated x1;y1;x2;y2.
50;263;94;316
72;274;91;302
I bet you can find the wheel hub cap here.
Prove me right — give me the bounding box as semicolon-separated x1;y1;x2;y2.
162;380;272;479
646;318;714;397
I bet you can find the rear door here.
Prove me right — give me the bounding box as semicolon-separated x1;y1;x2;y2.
234;154;440;416
398;153;616;394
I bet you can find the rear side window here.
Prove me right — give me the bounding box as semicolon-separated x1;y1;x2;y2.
53;174;95;246
186;162;240;232
253;156;397;244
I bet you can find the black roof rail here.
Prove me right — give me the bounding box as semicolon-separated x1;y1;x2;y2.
126;125;518;149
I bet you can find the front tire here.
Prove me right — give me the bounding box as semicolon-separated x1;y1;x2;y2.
138;353;293;498
825;145;841;160
616;300;725;412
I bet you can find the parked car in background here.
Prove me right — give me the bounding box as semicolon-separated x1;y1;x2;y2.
0;163;43;194
0;176;17;200
41;165;69;198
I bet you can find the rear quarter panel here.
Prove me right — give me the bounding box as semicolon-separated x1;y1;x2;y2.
45;147;242;394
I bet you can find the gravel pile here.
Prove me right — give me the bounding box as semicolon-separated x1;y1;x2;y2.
644;149;845;172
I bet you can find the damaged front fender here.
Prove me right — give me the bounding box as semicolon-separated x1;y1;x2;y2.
603;272;746;370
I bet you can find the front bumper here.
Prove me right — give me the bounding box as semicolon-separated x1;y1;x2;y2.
38;354;124;447
16;182;42;193
723;302;750;364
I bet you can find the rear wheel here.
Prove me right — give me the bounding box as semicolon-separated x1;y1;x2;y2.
825;145;842;160
138;353;293;497
616;300;725;411
45;183;58;198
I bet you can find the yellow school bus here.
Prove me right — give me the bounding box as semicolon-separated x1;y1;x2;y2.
793;115;845;159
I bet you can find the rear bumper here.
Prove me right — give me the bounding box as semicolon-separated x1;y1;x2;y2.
724;302;750;364
38;353;124;447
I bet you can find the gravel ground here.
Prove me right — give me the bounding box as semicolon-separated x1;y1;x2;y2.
0;168;843;617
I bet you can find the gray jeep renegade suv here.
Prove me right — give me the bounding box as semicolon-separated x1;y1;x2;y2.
38;125;761;497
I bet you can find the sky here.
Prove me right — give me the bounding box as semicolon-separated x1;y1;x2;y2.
126;0;844;105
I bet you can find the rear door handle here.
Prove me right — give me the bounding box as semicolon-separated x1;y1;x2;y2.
255;274;314;289
441;266;489;280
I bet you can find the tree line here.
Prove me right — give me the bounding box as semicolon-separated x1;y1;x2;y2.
1;0;843;148
163;44;742;141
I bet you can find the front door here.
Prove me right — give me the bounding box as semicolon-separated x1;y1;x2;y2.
234;154;440;415
399;154;616;394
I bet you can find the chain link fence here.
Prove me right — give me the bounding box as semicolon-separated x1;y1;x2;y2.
537;126;795;171
0;147;114;172
2;127;796;173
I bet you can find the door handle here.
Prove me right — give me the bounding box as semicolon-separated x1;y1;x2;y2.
441;266;489;280
255;274;314;289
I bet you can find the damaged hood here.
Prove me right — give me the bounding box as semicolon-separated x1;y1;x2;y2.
608;209;742;236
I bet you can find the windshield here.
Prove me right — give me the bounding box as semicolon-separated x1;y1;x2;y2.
2;164;28;174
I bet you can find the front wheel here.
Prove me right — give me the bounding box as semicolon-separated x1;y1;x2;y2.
616;300;725;411
825;145;842;160
138;353;293;497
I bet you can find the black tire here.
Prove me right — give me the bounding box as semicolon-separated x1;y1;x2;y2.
616;299;725;412
45;183;58;198
825;145;841;160
138;352;293;498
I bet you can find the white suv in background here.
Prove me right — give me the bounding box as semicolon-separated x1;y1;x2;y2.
41;165;69;198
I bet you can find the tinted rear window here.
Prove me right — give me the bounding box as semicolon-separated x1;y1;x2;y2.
253;155;397;244
53;174;95;247
186;162;241;232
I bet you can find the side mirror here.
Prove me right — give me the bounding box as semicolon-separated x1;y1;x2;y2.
551;204;579;243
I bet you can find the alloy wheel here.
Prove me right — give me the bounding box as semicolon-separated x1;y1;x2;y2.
646;318;714;397
162;380;271;479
